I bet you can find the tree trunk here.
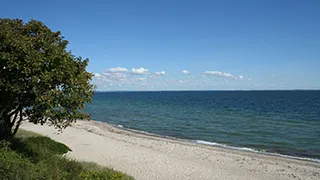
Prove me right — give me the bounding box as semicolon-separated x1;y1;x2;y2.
12;109;23;136
0;117;12;140
0;115;14;139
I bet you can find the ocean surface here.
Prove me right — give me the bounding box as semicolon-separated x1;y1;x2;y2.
84;91;320;162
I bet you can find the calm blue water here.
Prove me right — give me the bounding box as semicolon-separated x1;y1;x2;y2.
84;91;320;161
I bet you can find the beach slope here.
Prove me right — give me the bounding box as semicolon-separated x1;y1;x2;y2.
21;121;320;180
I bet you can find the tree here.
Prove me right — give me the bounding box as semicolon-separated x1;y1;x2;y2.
0;18;95;139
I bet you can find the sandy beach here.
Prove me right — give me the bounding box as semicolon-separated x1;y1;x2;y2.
21;120;320;180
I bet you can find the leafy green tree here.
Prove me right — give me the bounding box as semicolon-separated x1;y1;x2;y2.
0;18;95;139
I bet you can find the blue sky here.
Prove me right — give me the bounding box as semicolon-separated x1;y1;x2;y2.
2;0;320;90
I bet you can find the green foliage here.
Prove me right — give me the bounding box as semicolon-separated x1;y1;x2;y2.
11;129;71;159
80;162;134;180
79;161;106;171
0;18;95;138
0;131;134;180
0;148;39;180
0;140;11;150
22;136;71;156
15;129;41;138
80;170;133;180
3;135;71;164
36;156;84;180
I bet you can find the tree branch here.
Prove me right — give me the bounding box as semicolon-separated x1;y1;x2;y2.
40;117;48;125
8;106;20;117
10;111;19;127
12;109;23;136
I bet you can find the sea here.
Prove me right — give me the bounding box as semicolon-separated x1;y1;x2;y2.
84;91;320;162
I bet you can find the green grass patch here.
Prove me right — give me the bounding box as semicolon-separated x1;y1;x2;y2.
0;129;134;180
15;129;42;138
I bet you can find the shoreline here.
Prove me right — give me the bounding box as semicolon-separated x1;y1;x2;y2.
88;120;320;166
105;121;320;164
21;120;320;180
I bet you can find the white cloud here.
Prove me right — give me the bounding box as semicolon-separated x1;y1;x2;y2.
105;67;128;73
93;73;101;77
131;67;149;75
102;72;127;81
98;67;130;85
202;71;244;80
248;78;252;81
137;77;147;81
203;71;232;78
182;70;191;74
155;71;166;76
92;67;166;89
92;67;248;90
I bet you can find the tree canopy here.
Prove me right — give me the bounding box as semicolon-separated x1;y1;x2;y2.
0;18;95;139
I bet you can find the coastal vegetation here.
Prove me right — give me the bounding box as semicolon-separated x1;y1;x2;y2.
0;129;133;179
0;18;94;139
0;18;133;179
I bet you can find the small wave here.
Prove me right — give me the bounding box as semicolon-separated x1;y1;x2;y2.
195;140;320;163
106;122;171;138
195;140;260;153
98;121;320;164
196;140;223;147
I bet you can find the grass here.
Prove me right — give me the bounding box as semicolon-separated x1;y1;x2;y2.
15;129;42;138
0;129;134;180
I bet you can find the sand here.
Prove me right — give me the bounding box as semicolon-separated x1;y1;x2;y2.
21;120;320;180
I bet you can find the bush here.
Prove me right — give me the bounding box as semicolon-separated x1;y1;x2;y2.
79;162;134;180
80;170;133;180
23;136;71;156
15;129;42;138
0;130;134;180
0;140;11;150
35;156;84;180
7;136;71;163
0;148;39;180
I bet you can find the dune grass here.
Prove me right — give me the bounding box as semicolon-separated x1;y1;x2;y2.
0;129;133;180
15;129;42;138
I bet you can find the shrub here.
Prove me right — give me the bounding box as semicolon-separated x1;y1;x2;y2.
7;136;71;163
80;170;134;180
23;136;71;156
0;140;11;150
0;148;39;180
79;162;134;180
0;130;134;179
36;156;84;180
15;129;42;138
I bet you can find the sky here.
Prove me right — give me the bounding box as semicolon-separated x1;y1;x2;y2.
2;0;320;90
